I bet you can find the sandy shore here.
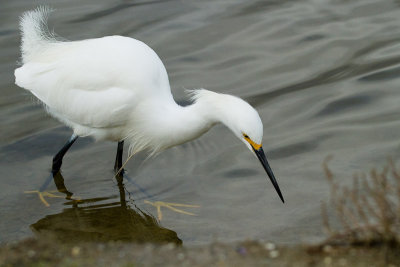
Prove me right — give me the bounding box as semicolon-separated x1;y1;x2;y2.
1;238;399;267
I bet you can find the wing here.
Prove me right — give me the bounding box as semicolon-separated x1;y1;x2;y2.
15;61;137;128
15;36;172;128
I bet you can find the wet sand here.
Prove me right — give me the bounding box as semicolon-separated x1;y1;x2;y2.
1;238;399;267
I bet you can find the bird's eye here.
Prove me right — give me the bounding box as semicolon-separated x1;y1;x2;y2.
243;134;249;139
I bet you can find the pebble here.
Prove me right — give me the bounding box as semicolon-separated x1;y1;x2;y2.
269;250;279;258
165;243;175;250
236;246;247;255
323;245;333;253
324;256;332;265
265;242;276;251
97;244;105;251
338;258;347;266
71;246;81;257
177;252;185;261
118;251;126;258
27;250;36;258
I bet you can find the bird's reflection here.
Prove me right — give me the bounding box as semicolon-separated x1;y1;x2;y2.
30;172;182;245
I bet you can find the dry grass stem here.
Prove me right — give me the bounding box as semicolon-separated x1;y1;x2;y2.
321;157;400;247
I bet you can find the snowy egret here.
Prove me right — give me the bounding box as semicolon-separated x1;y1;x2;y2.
14;7;284;203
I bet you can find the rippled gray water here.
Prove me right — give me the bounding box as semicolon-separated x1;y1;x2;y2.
1;0;400;245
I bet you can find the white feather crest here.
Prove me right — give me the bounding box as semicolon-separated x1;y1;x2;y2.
185;88;221;103
19;6;57;63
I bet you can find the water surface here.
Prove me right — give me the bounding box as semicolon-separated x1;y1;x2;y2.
1;0;400;245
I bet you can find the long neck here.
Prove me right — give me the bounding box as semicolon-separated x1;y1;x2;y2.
128;96;218;155
161;101;217;147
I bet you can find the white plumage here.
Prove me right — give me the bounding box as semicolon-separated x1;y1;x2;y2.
14;7;284;202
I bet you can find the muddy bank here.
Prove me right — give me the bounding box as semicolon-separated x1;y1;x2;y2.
1;238;399;267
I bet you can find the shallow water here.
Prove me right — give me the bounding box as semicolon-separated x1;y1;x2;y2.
1;0;400;245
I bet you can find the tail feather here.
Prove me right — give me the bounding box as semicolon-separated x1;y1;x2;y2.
19;6;56;63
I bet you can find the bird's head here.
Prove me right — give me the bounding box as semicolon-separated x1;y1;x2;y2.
191;89;284;203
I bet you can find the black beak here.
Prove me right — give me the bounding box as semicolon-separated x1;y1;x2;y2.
253;147;284;203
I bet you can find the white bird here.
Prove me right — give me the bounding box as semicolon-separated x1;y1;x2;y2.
14;7;284;203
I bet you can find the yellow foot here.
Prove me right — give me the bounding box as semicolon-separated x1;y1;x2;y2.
144;200;200;221
24;190;80;207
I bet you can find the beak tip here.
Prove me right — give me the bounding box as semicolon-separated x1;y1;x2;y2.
253;146;285;204
275;187;285;203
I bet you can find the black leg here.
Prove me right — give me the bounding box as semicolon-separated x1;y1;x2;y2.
112;142;154;199
114;141;124;173
52;134;78;174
